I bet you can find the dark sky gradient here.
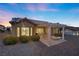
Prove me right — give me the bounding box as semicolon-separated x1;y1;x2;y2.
0;3;79;27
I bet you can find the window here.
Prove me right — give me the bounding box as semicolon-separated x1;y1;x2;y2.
51;27;62;37
36;27;44;35
17;27;33;37
30;27;32;36
21;27;32;36
21;27;29;36
17;27;20;37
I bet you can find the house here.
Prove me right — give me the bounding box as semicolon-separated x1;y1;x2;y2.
0;25;6;32
9;17;66;40
65;26;79;36
0;25;5;30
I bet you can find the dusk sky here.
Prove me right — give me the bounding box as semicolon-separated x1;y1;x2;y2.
0;3;79;27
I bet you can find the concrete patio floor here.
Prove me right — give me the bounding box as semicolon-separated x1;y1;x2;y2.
40;38;66;47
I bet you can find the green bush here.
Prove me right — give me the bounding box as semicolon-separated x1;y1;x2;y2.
54;33;62;37
19;36;29;43
0;29;5;32
31;34;40;41
3;36;18;45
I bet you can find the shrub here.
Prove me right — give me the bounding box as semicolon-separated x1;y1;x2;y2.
19;36;29;43
54;33;62;37
3;36;18;45
31;34;40;41
0;29;5;33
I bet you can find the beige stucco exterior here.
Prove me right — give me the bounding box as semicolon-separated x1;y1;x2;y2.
11;19;37;37
10;18;64;40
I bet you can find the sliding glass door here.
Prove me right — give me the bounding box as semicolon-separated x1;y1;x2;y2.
51;27;62;37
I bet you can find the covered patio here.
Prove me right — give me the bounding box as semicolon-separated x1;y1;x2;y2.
40;24;66;47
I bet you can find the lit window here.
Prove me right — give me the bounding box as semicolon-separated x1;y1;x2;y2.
21;27;32;36
17;27;20;37
21;27;29;36
25;28;30;36
36;28;44;34
21;27;25;36
30;27;32;36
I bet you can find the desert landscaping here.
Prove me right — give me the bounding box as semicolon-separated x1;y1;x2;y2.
0;32;79;56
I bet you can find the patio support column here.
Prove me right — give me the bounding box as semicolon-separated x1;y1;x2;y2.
77;31;79;36
47;26;51;40
62;26;65;40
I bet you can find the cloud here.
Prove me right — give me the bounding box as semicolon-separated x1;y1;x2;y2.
0;20;2;23
28;16;44;20
68;8;79;13
38;4;59;12
39;8;59;12
26;4;37;11
26;4;59;12
8;3;17;6
0;9;12;23
0;9;25;27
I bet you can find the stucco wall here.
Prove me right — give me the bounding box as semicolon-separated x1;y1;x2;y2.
11;20;36;37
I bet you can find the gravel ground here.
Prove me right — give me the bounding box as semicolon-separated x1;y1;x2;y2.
0;34;79;56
